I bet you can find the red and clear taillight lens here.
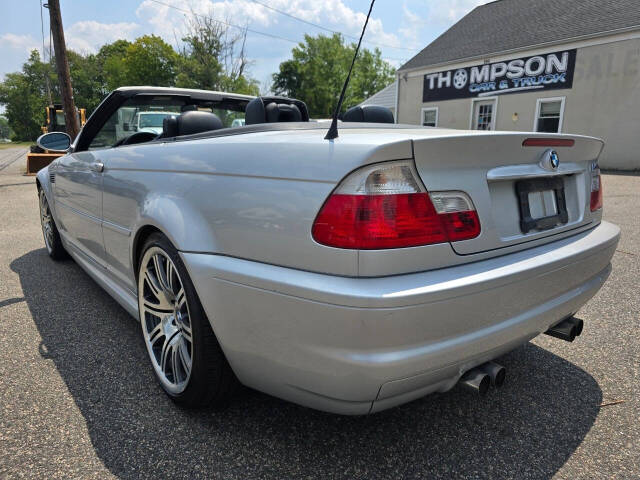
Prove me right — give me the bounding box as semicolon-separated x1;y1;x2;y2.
312;161;480;249
429;191;482;242
590;165;603;211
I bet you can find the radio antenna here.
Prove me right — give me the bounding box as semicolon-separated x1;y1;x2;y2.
324;0;376;140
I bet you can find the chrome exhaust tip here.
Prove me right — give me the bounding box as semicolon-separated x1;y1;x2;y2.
459;369;491;396
544;316;584;342
479;361;506;387
569;317;584;337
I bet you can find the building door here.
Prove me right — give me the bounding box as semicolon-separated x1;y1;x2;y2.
472;99;496;130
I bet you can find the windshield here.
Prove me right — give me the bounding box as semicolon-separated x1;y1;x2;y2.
88;95;250;150
55;111;65;126
139;112;174;128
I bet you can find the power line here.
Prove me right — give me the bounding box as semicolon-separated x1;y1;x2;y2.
249;0;416;52
147;0;412;61
148;0;302;44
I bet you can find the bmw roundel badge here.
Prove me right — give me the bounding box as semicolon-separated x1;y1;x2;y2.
540;149;560;171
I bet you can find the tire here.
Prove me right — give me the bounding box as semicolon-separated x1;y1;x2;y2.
137;232;237;408
39;189;68;260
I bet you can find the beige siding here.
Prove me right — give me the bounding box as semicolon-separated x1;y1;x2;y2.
397;36;640;169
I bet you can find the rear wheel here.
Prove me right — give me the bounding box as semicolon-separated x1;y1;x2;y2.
137;233;237;407
39;189;67;260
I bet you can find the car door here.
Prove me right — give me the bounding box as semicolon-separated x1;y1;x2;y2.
54;149;106;266
53;91;135;269
79;94;187;291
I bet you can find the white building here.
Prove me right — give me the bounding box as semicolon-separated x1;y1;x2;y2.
394;0;640;170
360;81;397;117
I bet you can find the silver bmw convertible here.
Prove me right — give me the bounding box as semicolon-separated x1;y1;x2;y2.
35;86;619;414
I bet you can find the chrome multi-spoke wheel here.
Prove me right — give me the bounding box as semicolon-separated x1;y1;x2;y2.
138;233;237;407
39;190;55;252
39;189;66;259
139;247;193;394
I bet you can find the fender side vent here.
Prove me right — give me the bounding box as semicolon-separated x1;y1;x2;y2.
49;172;56;183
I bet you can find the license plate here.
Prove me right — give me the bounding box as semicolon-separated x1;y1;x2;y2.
516;177;568;233
528;190;558;219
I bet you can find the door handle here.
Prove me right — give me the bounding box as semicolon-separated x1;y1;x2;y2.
90;162;104;173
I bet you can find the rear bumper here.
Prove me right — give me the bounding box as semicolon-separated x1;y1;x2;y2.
181;221;619;414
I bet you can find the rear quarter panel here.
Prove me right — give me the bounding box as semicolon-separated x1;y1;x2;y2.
98;130;413;288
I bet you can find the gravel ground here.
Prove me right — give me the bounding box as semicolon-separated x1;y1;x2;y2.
0;148;638;479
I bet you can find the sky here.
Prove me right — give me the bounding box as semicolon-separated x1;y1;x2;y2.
0;0;487;93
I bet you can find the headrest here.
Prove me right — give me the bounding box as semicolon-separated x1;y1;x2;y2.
265;103;302;122
178;111;223;135
162;111;223;137
162;115;179;137
342;105;394;124
245;96;309;125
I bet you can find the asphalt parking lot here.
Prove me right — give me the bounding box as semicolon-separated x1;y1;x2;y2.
0;146;638;479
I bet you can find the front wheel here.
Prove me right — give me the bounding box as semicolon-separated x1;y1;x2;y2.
137;233;237;407
39;189;67;260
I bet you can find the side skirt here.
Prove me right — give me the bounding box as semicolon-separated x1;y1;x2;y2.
61;232;140;320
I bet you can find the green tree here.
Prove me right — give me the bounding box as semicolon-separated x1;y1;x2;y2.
0;50;51;141
272;34;395;117
0;26;263;140
123;35;178;87
175;13;259;95
176;15;224;90
221;74;259;96
0;116;12;139
68;50;103;113
96;39;131;91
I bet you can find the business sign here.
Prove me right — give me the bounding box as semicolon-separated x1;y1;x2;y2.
422;49;576;102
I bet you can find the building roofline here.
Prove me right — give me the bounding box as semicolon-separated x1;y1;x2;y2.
398;24;640;74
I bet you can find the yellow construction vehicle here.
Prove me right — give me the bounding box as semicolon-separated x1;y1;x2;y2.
40;104;87;134
27;104;87;174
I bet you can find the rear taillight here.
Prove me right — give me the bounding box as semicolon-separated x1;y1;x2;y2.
430;192;482;242
312;161;480;249
590;165;603;211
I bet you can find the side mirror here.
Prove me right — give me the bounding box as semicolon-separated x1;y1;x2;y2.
36;132;71;152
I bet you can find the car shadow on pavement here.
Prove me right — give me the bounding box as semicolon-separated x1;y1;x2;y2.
12;248;602;480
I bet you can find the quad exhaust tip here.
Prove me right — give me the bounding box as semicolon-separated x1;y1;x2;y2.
459;361;507;395
544;317;584;342
479;361;506;387
459;369;491;396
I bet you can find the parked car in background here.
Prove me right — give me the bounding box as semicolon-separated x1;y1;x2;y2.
34;86;619;414
133;111;181;135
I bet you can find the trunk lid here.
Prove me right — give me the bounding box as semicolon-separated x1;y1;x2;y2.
412;132;603;255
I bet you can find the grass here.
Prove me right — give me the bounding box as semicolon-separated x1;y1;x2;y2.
0;141;32;150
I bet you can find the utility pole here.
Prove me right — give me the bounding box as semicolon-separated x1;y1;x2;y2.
47;0;80;139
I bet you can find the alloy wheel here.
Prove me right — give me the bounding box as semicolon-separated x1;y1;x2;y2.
139;247;193;394
39;192;54;252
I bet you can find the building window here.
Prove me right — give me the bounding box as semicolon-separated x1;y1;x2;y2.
476;104;493;130
421;107;438;127
470;98;497;130
535;97;565;133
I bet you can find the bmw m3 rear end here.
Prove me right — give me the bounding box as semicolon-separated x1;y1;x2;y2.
181;129;619;414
